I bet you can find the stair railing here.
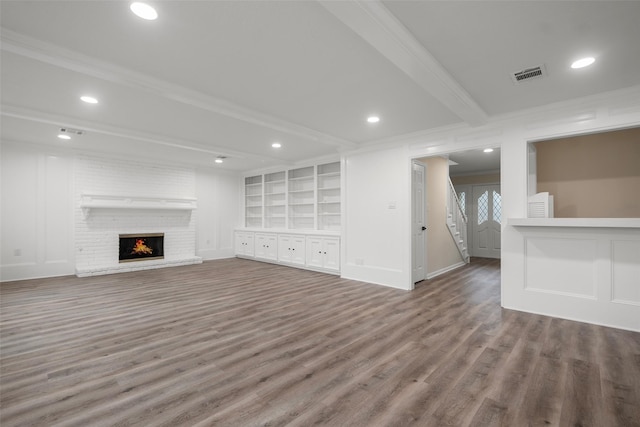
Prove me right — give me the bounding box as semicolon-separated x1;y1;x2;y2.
447;178;469;262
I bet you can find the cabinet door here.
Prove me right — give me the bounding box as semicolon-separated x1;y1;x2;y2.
235;232;245;255
255;234;276;260
278;235;292;263
306;237;324;268
235;232;254;256
244;233;255;256
265;235;278;260
323;238;340;271
290;236;306;265
278;235;305;265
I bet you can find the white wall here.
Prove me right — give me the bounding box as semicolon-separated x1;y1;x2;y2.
343;86;640;331
341;146;411;290
1;142;74;281
195;168;240;260
1;143;240;282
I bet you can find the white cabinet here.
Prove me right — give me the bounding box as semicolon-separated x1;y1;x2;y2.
255;233;278;261
306;236;340;272
235;230;340;274
235;232;255;257
278;234;306;266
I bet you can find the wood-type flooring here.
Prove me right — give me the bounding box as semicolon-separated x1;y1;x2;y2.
1;257;639;426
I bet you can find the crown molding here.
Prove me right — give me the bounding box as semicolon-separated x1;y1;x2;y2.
0;28;357;150
319;0;488;127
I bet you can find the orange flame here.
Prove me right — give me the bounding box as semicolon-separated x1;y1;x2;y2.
131;239;153;255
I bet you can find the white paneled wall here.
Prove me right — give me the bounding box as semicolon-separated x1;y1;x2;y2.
514;227;640;331
611;240;640;305
195;168;240;260
1;144;240;281
342;146;411;290
524;236;598;299
1;144;74;281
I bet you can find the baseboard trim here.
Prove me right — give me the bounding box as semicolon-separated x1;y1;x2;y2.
426;261;466;280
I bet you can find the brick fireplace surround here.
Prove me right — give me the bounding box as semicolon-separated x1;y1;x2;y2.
74;156;201;277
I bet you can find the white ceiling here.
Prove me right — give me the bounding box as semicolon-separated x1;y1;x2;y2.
2;1;640;172
448;148;500;176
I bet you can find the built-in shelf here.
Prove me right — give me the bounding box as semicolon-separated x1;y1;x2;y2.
243;161;341;232
80;194;197;216
509;218;640;228
317;162;341;231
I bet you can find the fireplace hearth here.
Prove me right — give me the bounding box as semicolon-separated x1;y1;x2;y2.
119;233;164;263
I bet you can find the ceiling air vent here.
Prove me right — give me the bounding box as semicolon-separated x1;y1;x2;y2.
59;127;84;136
511;65;546;84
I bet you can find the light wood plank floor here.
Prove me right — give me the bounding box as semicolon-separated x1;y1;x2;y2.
1;257;639;426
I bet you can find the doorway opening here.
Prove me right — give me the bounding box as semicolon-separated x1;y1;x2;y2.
411;147;501;284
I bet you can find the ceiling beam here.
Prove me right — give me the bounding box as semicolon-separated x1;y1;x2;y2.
1;104;290;164
1;29;357;151
319;0;488;127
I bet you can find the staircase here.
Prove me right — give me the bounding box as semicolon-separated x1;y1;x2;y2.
446;178;470;263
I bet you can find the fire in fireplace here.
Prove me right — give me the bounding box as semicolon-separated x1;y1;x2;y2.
119;233;164;263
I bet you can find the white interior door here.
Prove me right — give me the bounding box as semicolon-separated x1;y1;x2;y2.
412;161;426;283
472;184;501;259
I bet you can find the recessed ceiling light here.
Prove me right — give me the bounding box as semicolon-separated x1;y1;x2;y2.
80;95;98;104
483;148;494;153
58;134;71;140
367;116;380;124
272;142;282;148
130;2;158;20
571;57;595;69
215;158;223;164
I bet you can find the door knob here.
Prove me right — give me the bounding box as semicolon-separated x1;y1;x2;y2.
421;226;427;231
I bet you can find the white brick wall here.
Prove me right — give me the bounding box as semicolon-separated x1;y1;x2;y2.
75;156;201;276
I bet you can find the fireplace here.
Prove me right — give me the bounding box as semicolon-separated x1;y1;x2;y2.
119;233;164;263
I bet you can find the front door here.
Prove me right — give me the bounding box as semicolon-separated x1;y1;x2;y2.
472;184;501;258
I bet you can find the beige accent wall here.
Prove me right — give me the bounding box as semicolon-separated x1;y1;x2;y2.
451;173;500;186
535;127;640;218
423;157;463;274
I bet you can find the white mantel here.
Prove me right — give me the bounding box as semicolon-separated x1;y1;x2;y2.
80;194;197;217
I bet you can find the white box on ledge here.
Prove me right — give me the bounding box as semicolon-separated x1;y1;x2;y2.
528;192;554;218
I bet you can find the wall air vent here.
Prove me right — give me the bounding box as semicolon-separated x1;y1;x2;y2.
59;127;84;136
511;65;546;84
